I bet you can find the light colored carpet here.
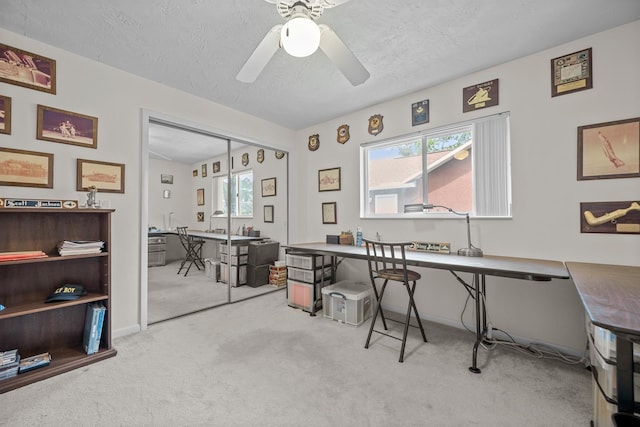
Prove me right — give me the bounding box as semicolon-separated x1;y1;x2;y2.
1;291;592;426
148;260;280;323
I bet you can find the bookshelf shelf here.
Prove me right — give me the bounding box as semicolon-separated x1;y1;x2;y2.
0;208;117;393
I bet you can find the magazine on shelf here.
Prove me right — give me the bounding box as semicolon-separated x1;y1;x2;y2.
0;349;20;380
58;240;104;256
18;352;50;374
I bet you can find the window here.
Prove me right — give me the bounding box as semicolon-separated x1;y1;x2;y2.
360;113;511;218
215;170;254;217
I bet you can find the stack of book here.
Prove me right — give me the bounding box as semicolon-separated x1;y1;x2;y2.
57;240;104;256
0;349;20;380
269;264;287;287
83;302;106;355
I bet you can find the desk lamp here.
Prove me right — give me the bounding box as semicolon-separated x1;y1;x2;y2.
209;210;224;233
404;203;483;257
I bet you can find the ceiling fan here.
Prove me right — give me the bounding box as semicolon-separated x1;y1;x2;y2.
236;0;370;86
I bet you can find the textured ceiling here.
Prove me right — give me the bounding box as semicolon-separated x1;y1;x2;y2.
1;1;639;135
0;0;640;130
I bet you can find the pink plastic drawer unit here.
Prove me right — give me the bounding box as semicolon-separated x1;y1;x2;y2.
287;279;331;312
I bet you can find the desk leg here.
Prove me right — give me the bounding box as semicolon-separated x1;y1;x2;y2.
616;338;635;414
469;273;486;374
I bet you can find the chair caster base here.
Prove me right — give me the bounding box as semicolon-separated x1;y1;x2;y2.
469;366;481;374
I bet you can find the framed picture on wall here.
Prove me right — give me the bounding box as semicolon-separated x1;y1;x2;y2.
577;117;640;180
318;167;341;192
322;202;337;224
197;188;205;205
264;205;274;223
76;159;125;193
0;43;56;94
0;147;53;188
261;177;276;197
551;47;592;97
0;95;11;135
37;105;98;149
213;161;221;173
160;174;173;184
201;163;207;178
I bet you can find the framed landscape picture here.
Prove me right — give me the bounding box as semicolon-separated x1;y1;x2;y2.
76;159;125;193
0;43;56;94
37;105;98;149
0;147;53;188
0;95;11;135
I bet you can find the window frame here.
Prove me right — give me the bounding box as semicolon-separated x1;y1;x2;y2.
360;112;511;219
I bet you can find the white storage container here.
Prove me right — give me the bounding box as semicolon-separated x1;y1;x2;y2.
285;253;330;270
321;281;372;326
287;266;331;283
220;253;248;266
220;263;247;286
219;243;249;256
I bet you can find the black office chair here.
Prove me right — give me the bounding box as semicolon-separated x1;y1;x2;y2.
176;227;205;276
363;238;428;362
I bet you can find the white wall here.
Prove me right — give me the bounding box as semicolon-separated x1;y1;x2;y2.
290;21;640;354
2;21;638;354
0;28;295;336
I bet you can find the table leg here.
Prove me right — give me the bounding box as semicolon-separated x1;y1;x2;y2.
469;273;485;374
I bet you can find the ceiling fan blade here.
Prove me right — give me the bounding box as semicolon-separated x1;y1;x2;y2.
318;24;369;86
236;24;283;83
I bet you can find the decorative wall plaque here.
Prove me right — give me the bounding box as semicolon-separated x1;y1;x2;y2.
580;201;640;234
337;124;350;144
308;134;319;151
463;79;499;112
368;114;384;136
411;99;429;126
551;48;592;97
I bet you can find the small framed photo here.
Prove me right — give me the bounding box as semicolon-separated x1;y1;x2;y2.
160;174;173;184
37;105;98;149
212;161;221;174
261;177;276;197
577;117;640;180
193;169;198;177
0;147;53;188
551;48;592;97
318;167;341;192
77;159;125;193
0;95;11;135
0;43;56;94
411;99;429;126
264;205;274;223
201;163;207;178
197;188;205;206
163;190;171;199
197;212;204;222
322;202;337;224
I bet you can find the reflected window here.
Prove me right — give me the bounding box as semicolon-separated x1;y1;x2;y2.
217;170;253;217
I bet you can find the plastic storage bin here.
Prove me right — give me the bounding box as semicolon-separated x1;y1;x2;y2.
287;279;330;312
248;241;280;265
287;266;331;283
220;253;248;266
219;243;249;256
285;253;330;270
321;281;372;326
220;264;247;286
247;264;270;287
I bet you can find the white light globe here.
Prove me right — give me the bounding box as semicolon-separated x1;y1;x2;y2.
280;17;321;58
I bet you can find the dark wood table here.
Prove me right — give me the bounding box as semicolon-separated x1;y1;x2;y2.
567;262;640;415
285;242;570;373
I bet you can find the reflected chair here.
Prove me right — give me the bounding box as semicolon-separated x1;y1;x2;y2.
176;227;205;276
363;238;428;362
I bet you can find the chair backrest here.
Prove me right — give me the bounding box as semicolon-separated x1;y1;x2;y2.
176;226;190;250
363;238;413;283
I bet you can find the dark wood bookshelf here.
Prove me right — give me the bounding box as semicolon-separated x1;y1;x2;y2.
0;208;117;393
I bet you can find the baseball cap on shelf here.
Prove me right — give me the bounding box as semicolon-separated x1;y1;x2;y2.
45;284;87;303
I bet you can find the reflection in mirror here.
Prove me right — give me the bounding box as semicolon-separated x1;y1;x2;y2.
146;119;288;322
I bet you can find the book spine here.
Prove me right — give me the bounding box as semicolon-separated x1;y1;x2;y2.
91;304;106;354
82;303;100;355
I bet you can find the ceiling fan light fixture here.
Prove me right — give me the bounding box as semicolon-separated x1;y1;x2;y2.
280;16;321;57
